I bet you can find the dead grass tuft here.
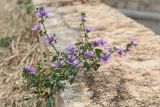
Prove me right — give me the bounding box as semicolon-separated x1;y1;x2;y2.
0;0;42;106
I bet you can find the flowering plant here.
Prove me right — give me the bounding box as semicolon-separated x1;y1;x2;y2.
22;7;138;106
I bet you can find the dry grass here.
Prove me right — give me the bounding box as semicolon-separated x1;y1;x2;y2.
0;0;42;106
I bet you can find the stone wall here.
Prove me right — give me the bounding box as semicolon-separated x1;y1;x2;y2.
103;0;160;13
32;0;160;106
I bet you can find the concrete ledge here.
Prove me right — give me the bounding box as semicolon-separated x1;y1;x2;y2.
119;9;160;21
32;1;160;106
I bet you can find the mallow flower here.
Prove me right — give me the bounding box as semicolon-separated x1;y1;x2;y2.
23;65;36;74
100;53;110;63
84;50;94;57
98;39;107;46
36;7;48;18
52;60;64;69
66;44;78;55
91;39;107;47
68;59;79;67
32;21;40;31
44;33;56;45
92;40;100;47
105;47;112;52
67;55;79;67
115;48;125;57
85;26;95;33
128;36;138;46
81;16;87;22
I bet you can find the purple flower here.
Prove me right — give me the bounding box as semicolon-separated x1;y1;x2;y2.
115;48;125;57
100;53;110;63
68;59;79;67
81;16;86;22
92;40;100;47
98;39;107;46
67;55;76;62
52;60;64;69
32;21;40;31
44;33;56;45
105;47;112;52
36;7;48;18
66;44;78;55
91;39;107;47
84;50;94;57
23;65;36;74
128;37;138;46
67;55;79;67
85;26;95;33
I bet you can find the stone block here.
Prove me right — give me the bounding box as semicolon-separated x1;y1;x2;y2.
126;1;139;10
32;1;160;106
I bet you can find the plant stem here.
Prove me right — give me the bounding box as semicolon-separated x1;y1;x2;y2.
41;18;59;55
81;22;88;44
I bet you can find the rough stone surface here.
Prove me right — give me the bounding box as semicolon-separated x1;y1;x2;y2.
103;0;160;13
33;1;160;107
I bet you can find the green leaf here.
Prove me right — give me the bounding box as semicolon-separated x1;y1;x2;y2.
80;45;85;50
75;42;83;46
86;43;93;50
93;64;100;71
37;62;43;71
0;37;12;47
51;56;57;62
50;79;56;85
67;68;77;77
47;98;54;106
40;19;45;23
95;49;103;55
83;62;90;71
81;12;86;16
60;52;67;59
69;78;75;85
